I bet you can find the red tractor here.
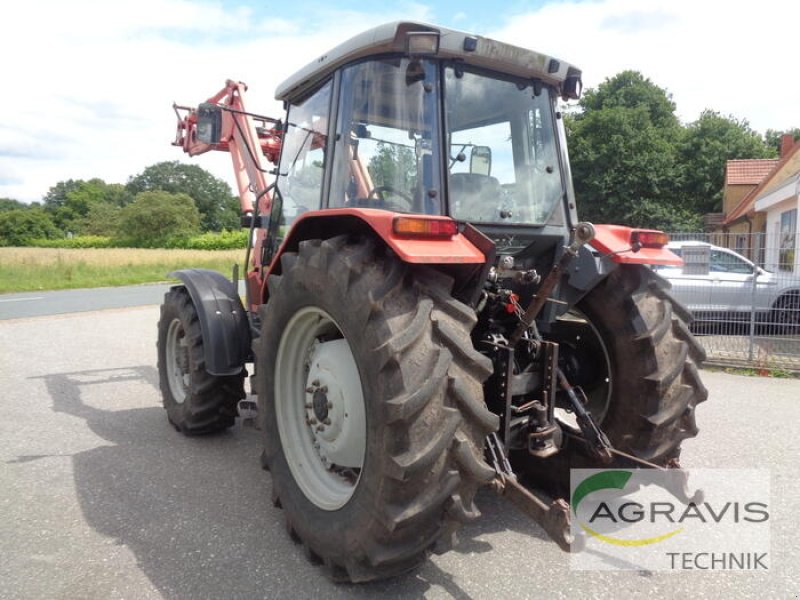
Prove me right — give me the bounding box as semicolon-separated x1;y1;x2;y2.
159;21;706;582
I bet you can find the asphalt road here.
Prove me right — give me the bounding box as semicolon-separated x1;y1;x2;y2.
0;284;174;320
1;305;798;599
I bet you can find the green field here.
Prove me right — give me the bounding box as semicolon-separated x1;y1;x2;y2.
0;247;245;293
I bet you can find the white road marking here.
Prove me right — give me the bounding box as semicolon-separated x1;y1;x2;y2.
0;297;44;303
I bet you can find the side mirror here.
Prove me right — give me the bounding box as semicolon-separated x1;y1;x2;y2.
470;146;492;176
197;103;223;144
563;75;583;100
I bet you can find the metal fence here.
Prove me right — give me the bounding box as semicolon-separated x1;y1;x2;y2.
661;232;800;372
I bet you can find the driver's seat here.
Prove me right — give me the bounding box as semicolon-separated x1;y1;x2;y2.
449;172;502;219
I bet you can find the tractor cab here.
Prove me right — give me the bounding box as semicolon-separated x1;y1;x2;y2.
272;22;582;246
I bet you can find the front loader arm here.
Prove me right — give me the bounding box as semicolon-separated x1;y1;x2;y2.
172;80;282;217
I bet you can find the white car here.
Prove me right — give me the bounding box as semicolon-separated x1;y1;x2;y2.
654;241;800;328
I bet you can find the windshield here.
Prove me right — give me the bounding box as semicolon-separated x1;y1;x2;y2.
445;67;564;225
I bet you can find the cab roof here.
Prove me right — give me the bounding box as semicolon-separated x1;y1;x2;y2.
275;21;581;103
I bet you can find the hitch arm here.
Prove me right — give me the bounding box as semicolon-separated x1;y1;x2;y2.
501;476;581;552
486;433;583;552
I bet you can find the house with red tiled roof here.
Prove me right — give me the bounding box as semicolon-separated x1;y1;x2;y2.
713;135;800;263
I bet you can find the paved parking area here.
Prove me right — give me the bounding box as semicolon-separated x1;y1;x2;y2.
1;306;798;599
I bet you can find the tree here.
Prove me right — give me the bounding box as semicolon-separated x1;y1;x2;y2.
566;71;696;230
126;161;238;231
0;198;27;212
765;128;800;154
579;70;681;133
367;143;417;191
678;110;773;213
118;191;201;247
43;178;133;232
43;179;83;212
0;208;59;246
76;202;123;236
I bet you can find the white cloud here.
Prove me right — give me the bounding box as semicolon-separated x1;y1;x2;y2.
1;0;797;203
492;0;799;131
0;0;432;202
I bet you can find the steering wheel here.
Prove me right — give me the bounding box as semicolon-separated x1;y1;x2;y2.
368;185;414;211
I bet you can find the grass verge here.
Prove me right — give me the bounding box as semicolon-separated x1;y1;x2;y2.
0;247;244;293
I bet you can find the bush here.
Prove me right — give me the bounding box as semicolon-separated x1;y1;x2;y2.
29;235;115;249
118;191;201;248
181;230;248;250
28;229;247;250
0;208;59;246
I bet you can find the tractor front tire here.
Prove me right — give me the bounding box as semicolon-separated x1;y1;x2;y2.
256;236;498;582
157;286;245;434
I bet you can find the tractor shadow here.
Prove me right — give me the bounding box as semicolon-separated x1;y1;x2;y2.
32;366;537;598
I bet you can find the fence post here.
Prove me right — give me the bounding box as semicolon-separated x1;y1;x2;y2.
748;267;758;362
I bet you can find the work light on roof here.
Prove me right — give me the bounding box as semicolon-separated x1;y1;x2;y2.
406;31;440;56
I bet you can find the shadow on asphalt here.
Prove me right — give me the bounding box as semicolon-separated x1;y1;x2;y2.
27;366;557;598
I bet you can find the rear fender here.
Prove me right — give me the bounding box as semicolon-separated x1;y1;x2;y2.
559;224;680;319
591;224;682;266
169;269;250;376
261;209;487;305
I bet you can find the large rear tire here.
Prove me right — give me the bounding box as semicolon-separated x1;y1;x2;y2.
575;265;708;462
255;235;498;582
524;265;708;491
157;286;245;434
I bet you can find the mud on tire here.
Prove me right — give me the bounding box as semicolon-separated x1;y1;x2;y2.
255;235;499;582
157;286;245;434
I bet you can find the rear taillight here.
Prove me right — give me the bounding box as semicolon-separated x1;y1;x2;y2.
631;229;669;249
392;216;458;238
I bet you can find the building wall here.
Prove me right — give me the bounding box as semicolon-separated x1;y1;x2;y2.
764;196;800;274
722;184;755;215
761;152;800;197
722;213;766;262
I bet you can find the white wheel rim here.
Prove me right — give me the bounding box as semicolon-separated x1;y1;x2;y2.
165;318;190;404
275;307;366;510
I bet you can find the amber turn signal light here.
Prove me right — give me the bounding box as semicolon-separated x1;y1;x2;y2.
392;216;458;238
630;229;669;249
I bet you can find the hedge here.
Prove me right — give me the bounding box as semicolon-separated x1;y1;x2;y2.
28;230;248;250
30;235;115;248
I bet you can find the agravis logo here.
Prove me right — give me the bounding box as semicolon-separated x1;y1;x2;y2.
571;470;683;547
569;468;771;571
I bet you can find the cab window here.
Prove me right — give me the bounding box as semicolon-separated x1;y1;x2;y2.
277;81;332;225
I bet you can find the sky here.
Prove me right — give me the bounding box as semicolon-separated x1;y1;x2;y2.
1;0;798;203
